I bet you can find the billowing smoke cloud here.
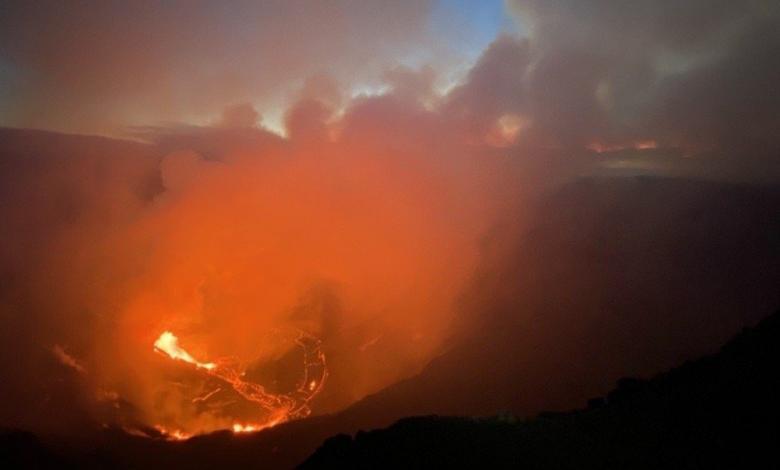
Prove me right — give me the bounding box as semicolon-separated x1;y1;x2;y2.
499;0;780;155
0;79;521;434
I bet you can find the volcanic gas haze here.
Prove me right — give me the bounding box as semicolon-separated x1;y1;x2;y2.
1;90;506;436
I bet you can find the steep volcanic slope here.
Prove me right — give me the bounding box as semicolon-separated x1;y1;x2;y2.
301;308;780;468
320;176;780;422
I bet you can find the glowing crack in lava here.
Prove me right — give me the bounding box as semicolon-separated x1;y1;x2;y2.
153;330;327;438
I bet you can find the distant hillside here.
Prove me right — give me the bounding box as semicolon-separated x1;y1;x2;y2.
302;308;780;468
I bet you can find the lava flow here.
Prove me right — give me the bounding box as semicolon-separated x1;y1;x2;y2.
153;330;327;438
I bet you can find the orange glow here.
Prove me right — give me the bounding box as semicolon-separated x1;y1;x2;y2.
485;113;530;147
153;330;327;435
12;87;500;437
588;140;658;153
231;420;282;434
52;344;87;374
154;421;280;440
154;426;193;441
154;331;216;370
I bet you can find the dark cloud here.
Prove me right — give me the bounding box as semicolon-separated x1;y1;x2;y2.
490;0;780;153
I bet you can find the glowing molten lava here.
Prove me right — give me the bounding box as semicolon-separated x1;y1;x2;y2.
154;331;216;370
153;330;327;438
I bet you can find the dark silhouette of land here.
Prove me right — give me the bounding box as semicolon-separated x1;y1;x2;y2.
302;308;780;468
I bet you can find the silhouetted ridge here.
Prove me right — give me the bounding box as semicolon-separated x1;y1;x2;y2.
300;309;780;469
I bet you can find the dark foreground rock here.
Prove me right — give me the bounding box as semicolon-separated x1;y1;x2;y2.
301;309;780;469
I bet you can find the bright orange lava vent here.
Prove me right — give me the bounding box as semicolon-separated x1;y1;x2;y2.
153;330;327;439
